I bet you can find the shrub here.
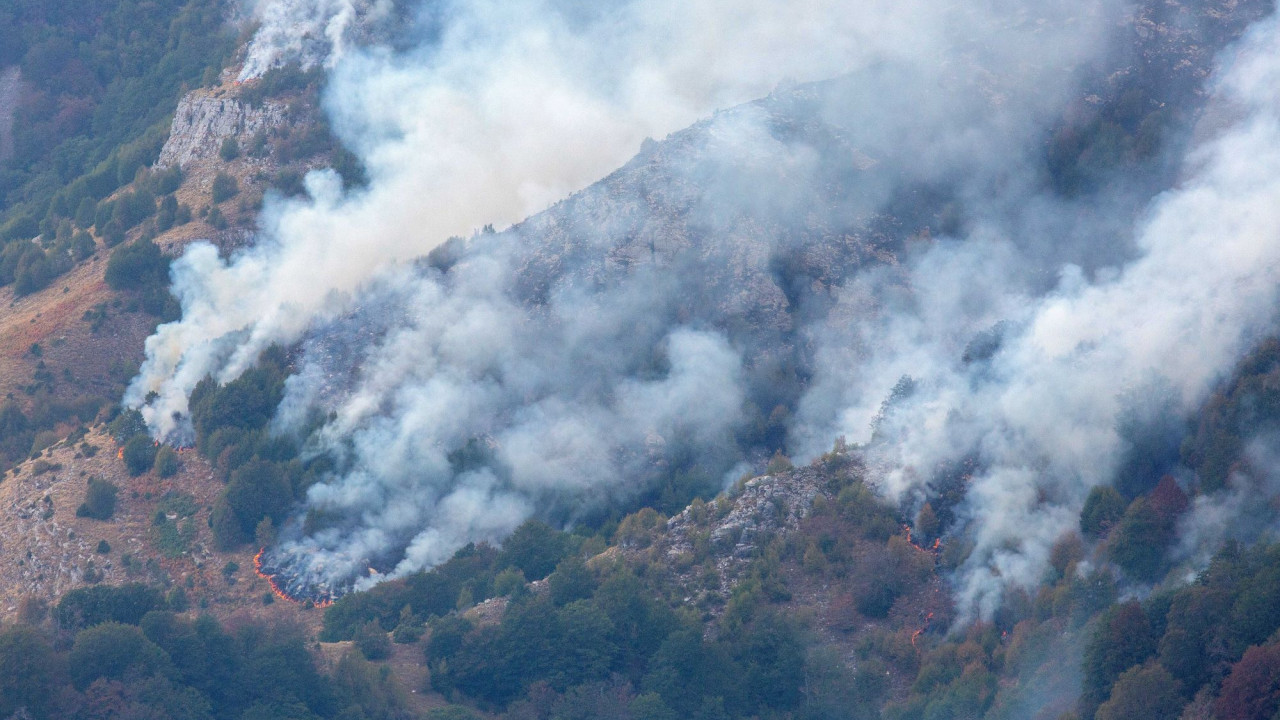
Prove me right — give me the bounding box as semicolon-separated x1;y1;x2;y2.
68;622;169;689
225;458;293;537
497;520;571;581
219;136;240;161
1095;661;1183;720
105;237;169;291
1080;485;1125;538
354;619;392;660
210;172;238;203
76;477;118;520
55;583;165;629
153;445;180;477
122;434;157;476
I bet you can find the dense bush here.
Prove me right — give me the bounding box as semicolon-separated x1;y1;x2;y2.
496;520;573;581
154;445;180;477
224;458;293;541
68;622;170;690
54;583;166;630
76;477;118;520
354;620;392;660
1080;485;1125;538
104;237;169;291
210;172;239;203
0;608;416;719
122;433;157;476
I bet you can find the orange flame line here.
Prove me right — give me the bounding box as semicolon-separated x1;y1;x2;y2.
254;548;334;608
911;612;935;650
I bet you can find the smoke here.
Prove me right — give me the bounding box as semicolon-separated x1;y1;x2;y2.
147;0;1040;440
236;0;393;80
1174;435;1280;573
129;0;1280;614
795;10;1280;620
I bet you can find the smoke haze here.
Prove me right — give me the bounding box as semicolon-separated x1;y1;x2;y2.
798;15;1280;615
129;0;1280;616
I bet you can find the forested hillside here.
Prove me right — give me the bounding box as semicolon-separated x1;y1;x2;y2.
4;0;1280;719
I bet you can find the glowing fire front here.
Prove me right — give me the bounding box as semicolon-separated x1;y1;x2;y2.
254;548;336;607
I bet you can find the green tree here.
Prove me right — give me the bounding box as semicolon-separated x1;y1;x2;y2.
497;520;571;581
122;433;158;475
1095;661;1183;720
105;237;169;291
55;583;166;629
631;693;678;720
211;497;246;550
1080;486;1125;538
225;458;293;537
1107;498;1167;580
77;477;118;519
1080;601;1157;718
493;567;527;597
1158;587;1231;689
154;445;180;477
354;619;391;661
426;707;481;720
1227;561;1280;653
548;554;596;606
0;625;64;719
551;600;618;688
68;622;170;689
211;172;239;203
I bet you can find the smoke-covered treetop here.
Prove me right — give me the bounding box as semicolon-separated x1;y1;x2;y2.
116;0;1280;627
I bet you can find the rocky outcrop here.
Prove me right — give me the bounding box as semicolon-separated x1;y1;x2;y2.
658;465;833;601
157;90;288;169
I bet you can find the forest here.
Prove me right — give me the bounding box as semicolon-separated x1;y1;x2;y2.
4;0;1280;718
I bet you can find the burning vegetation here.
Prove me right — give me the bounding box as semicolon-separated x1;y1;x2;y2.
254;547;336;608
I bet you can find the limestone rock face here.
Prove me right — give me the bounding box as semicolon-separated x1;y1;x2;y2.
157;90;288;169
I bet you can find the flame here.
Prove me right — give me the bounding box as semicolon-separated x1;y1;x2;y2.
910;611;936;649
254;548;335;608
117;446;124;460
904;525;943;556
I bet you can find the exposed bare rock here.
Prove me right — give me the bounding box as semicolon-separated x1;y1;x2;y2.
650;464;836;605
157;89;288;169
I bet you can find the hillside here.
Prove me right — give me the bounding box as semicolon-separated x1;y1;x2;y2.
3;0;1280;719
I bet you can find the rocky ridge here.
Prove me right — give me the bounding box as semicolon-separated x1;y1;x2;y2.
157;89;289;170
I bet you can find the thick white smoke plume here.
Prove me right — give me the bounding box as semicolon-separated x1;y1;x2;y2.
796;12;1280;619
130;0;1280;616
236;0;390;80
150;0;1066;441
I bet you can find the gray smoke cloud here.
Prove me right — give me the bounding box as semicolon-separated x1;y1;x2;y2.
127;0;1280;617
236;0;392;80
1174;434;1280;575
794;11;1280;620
